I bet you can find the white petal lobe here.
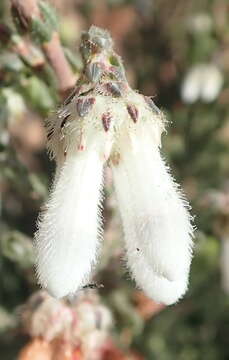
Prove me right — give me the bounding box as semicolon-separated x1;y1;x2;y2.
35;148;104;298
112;124;193;303
128;249;188;305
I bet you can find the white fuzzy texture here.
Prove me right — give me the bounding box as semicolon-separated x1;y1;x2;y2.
112;122;193;305
127;250;188;305
35;147;104;298
35;85;193;303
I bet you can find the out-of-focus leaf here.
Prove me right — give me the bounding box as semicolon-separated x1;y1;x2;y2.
0;230;34;269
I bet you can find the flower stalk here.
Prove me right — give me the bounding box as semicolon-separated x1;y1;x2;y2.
11;0;76;99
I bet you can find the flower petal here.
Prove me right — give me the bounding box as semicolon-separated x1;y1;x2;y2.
127;248;189;305
35;147;104;298
112;123;193;295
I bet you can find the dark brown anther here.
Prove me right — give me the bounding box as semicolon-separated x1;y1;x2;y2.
47;129;54;140
76;97;96;117
144;96;160;115
60;113;71;129
105;82;122;97
102;112;112;132
127;104;139;123
64;150;67;157
86;62;103;83
82;283;104;289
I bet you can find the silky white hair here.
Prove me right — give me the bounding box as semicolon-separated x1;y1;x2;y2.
35;143;105;298
112;122;193;305
34;26;194;305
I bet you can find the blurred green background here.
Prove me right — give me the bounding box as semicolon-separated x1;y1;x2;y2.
0;0;229;359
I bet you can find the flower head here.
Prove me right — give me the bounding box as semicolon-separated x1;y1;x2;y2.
181;63;223;104
35;25;194;305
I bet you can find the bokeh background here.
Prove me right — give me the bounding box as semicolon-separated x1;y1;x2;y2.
1;0;229;359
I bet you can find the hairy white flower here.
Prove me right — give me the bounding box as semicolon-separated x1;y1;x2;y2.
181;63;223;103
35;149;104;298
35;25;194;305
187;13;212;34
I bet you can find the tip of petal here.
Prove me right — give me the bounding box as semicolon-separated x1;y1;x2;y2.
42;278;77;299
144;275;189;306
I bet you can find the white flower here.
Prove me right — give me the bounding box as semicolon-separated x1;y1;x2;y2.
2;88;26;124
187;13;212;34
181;63;223;103
35;26;194;305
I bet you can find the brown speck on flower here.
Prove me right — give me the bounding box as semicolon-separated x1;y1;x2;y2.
110;152;121;166
105;82;122;97
127;104;139;123
78;131;86;151
102;112;112;132
76;97;96;117
78;144;85;151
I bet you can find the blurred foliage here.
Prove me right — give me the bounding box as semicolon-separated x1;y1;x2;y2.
0;0;229;359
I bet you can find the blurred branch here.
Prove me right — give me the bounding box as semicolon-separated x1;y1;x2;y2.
42;32;75;98
11;0;76;99
0;24;41;67
12;36;45;69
